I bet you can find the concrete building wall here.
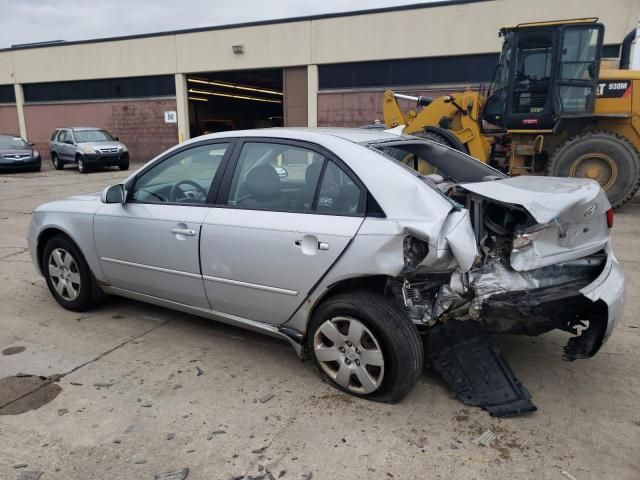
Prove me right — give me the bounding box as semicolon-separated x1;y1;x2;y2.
283;67;309;127
0;0;636;83
0;106;19;134
311;0;638;64
23;99;178;162
0;0;637;151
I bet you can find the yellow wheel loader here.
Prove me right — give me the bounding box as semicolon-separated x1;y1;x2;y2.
383;18;640;208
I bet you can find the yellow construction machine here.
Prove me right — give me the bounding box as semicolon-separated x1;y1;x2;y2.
383;18;640;208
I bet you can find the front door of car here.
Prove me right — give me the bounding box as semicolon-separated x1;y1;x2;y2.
94;141;233;308
200;140;366;324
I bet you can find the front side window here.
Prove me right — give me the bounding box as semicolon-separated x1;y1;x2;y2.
131;143;229;205
74;129;114;143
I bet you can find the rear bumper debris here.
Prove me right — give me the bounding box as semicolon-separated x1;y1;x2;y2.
427;320;537;417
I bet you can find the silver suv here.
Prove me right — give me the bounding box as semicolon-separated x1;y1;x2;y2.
49;127;129;174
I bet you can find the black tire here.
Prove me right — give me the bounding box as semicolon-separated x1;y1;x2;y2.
31;165;41;172
76;155;88;174
416;130;468;154
51;152;63;170
42;235;99;312
118;161;129;171
307;290;423;403
547;131;640;208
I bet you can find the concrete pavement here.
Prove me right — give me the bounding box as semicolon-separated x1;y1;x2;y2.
1;168;639;480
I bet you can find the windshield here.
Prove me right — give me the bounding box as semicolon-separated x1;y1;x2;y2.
74;129;114;143
369;139;506;183
488;32;514;97
0;136;28;149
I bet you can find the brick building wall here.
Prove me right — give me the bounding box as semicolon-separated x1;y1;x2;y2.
0;105;19;135
318;86;481;127
23;98;178;163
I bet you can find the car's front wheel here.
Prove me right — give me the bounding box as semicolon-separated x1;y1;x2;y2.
77;155;88;174
42;235;99;311
118;161;129;171
308;291;423;403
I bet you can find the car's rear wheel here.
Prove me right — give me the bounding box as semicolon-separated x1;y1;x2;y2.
308;290;423;403
51;153;63;170
42;235;99;311
77;155;88;174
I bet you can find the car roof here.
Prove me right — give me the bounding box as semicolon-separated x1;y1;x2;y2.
56;127;105;131
0;133;21;138
192;127;408;145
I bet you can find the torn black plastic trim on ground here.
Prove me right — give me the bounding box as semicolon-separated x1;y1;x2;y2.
426;320;537;417
563;300;608;361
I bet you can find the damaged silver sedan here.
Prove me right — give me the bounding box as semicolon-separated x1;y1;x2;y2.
27;128;625;411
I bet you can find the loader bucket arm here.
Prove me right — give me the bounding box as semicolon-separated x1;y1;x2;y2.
382;89;491;163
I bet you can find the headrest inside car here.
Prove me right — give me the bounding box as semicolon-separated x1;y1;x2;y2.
245;164;281;198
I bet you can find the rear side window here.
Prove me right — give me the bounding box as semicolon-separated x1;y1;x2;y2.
226;142;364;216
227;142;326;212
316;160;363;215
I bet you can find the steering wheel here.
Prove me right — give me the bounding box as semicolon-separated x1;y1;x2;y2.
169;180;208;202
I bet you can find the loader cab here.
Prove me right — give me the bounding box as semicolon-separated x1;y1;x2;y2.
482;19;604;131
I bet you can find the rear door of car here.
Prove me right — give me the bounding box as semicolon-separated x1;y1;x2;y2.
200;138;366;325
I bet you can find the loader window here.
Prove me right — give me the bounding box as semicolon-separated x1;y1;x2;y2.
556;26;602;113
512;30;554;114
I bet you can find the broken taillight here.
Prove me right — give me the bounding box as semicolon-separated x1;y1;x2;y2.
606;208;614;228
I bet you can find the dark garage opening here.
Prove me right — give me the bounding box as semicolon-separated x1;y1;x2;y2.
187;68;284;137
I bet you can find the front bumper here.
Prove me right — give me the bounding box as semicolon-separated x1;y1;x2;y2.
0;156;40;170
83;152;129;166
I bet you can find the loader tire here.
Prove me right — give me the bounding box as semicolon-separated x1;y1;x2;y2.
547;131;640;209
416;131;467;153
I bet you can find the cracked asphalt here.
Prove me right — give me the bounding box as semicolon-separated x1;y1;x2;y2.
1;168;639;480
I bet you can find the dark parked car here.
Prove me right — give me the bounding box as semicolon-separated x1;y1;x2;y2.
0;134;41;172
49;127;129;173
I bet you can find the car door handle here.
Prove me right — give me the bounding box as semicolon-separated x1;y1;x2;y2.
294;236;330;253
170;227;196;236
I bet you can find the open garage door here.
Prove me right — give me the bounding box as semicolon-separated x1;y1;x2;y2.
187;68;284;137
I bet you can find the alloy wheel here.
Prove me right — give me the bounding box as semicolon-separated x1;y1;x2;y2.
48;248;81;301
313;316;385;394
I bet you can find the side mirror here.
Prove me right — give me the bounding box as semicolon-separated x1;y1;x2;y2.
114;137;119;141
101;184;125;204
28;142;35;147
